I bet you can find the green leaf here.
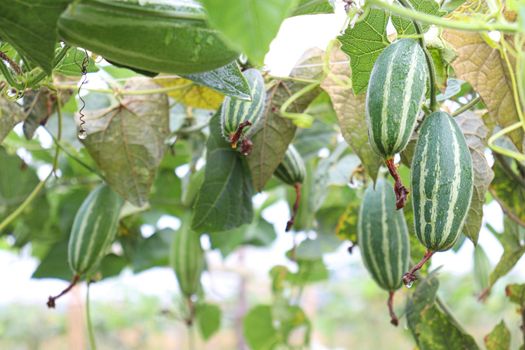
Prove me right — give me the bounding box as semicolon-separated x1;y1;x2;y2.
196;303;222;341
337;9;390;94
191;111;254;233
490;155;525;227
292;0;334;16
485;218;525;295
98;253;128;279
54;48;98;76
293;120;337;160
288;258;329;285
505;283;525;306
335;195;361;243
208;216;276;256
243;305;280;350
455;111;494;244
473;245;491;292
484;321;511;350
200;0;296;65
321;46;382;181
391;0;444;35
0;0;71;73
406;275;480;350
0;97;24;143
32;240;71;281
273;304;311;347
83;78;170;207
131;229;173;273
0;147;41;225
182;61;251;100
248;81;315;192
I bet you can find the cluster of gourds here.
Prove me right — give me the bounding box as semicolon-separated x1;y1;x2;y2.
358;39;474;324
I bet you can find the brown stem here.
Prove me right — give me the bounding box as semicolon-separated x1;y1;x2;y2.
521;306;525;347
402;250;434;286
478;286;491;302
388;291;399;326
0;51;22;74
47;274;80;308
285;183;302;232
385;158;409;210
229;121;252;149
185;296;196;326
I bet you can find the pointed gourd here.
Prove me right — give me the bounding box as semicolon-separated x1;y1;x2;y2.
57;0;238;74
171;213;204;297
68;184;124;277
411;111;473;252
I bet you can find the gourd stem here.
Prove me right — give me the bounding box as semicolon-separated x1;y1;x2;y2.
388;291;399;326
285;183;302;232
403;250;434;285
47;274;80;308
229;120;252;149
451;96;481;117
385;158;408;209
366;0;520;32
279;82;319;126
396;0;438;112
86;282;98;350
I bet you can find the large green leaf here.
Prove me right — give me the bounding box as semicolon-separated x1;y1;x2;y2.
321;46;382;181
32;240;71;281
337;9;390;95
483;218;525;296
200;0;297;65
484;321;511;350
473;245;491;292
83;78;170;207
490;155;525;227
182;61;251;100
406;275;480;350
0;97;24;143
0;0;71;73
196;303;222;341
0;148;41;226
191;111;254;233
391;0;444;35
54;48;98;76
244;305;280;350
292;0;334;16
455;112;494;244
131;229;173;273
208;216;276;257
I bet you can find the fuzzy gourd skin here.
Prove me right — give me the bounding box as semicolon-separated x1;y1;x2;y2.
366;38;428;159
220;68;266;154
58;0;238;74
358;179;410;291
411;111;473;252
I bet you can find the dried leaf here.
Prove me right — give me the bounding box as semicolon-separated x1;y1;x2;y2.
82;78;169;207
0;97;24;143
321;46;382;181
155;77;224;110
455;111;494;244
442;31;523;149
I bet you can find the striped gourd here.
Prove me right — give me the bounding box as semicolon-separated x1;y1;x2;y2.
358;179;409;291
366;39;428;158
358;179;409;325
68;184;124;277
411;111;473;252
58;0;238;74
171;213;204;297
274;145;306;232
220;68;266;153
274;145;306;186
